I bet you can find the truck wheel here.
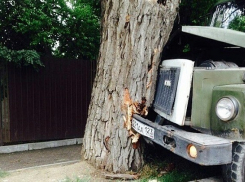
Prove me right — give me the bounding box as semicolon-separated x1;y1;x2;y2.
222;142;245;182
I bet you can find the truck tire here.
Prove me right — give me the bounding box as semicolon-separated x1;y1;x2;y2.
222;142;245;182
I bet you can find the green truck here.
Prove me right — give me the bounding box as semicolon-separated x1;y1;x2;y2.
132;0;245;181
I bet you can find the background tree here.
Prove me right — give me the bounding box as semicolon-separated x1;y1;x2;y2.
82;0;180;172
161;0;219;62
179;0;218;26
229;16;245;32
0;0;100;61
0;46;42;69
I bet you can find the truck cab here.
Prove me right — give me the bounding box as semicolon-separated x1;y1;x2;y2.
132;0;245;181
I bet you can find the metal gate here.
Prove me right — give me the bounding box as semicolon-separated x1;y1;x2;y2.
0;56;95;144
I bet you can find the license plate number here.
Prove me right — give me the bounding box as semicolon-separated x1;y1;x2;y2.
132;118;154;139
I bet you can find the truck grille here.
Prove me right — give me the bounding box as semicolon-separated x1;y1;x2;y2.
154;68;180;115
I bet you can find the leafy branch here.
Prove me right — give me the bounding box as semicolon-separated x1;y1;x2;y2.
229;16;245;32
0;0;100;60
0;45;44;69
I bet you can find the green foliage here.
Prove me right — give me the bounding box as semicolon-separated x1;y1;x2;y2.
229;16;245;32
180;0;218;25
140;160;166;179
139;160;193;182
54;1;100;59
0;170;9;178
0;0;100;60
139;170;193;182
140;146;222;182
67;0;101;17
0;45;43;69
173;0;219;54
183;44;190;53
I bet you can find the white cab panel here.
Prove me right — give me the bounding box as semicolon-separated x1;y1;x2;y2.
154;59;194;126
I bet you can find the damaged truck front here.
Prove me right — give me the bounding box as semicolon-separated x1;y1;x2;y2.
132;0;245;181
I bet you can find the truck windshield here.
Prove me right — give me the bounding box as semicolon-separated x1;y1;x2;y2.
210;1;245;32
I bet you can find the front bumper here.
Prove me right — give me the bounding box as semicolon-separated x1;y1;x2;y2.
133;114;232;165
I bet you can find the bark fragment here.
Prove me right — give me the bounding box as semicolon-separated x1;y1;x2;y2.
122;88;148;145
104;173;139;180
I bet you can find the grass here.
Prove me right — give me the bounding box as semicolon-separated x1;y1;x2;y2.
138;159;193;182
139;170;193;182
0;170;9;178
137;144;222;182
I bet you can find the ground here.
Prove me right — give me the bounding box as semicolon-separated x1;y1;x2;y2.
0;145;108;182
0;144;222;182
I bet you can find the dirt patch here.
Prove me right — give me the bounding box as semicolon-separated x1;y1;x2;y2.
0;145;115;182
0;145;82;171
1;161;108;182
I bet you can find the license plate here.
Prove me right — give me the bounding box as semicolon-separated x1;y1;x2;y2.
132;118;154;139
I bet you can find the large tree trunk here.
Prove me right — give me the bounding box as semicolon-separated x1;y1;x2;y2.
82;0;180;173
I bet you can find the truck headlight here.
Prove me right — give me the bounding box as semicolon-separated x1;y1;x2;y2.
215;97;239;122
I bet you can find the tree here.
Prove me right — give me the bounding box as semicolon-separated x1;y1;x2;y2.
0;45;43;69
229;16;245;32
54;0;100;59
179;0;218;25
0;0;100;60
82;0;180;172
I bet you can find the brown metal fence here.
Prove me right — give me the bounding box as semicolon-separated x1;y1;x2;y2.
0;56;95;144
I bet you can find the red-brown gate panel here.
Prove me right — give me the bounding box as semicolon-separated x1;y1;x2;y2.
6;57;94;144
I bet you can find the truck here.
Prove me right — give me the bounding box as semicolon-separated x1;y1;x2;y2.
132;0;245;181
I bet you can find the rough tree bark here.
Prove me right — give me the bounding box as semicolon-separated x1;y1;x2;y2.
82;0;180;173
